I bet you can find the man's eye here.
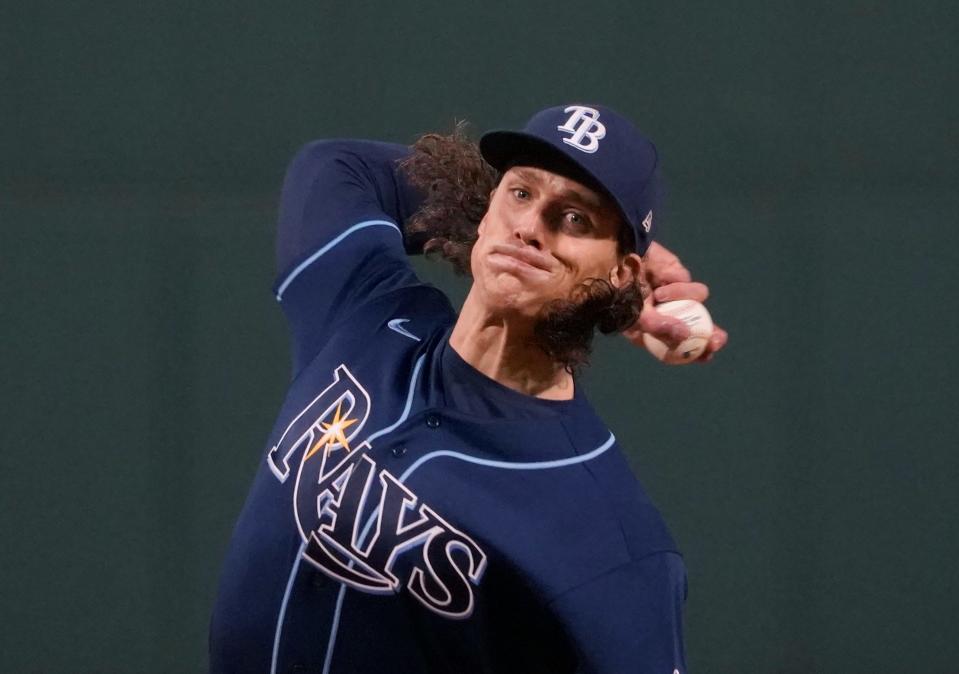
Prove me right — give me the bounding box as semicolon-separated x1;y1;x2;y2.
513;188;530;200
565;212;589;229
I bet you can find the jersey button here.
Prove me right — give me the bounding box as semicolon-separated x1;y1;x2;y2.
391;446;407;458
425;414;441;429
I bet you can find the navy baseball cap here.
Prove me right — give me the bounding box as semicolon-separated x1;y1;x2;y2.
480;104;661;254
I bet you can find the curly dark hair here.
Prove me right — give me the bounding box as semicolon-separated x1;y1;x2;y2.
533;278;644;373
399;123;496;275
399;125;645;372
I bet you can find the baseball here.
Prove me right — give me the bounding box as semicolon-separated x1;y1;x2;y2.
642;299;714;365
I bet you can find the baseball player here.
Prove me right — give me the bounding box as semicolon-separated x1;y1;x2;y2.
210;104;726;674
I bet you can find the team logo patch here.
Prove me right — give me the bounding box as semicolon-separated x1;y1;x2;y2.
557;105;606;153
268;364;487;619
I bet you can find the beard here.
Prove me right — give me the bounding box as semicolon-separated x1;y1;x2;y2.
531;277;645;374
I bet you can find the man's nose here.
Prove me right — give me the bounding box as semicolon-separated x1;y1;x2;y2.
513;209;546;250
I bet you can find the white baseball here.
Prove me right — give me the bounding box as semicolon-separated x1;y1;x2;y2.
642;300;714;365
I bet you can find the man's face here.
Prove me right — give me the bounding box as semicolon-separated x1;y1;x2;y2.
470;165;632;318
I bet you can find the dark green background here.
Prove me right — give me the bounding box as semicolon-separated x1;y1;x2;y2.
3;2;957;672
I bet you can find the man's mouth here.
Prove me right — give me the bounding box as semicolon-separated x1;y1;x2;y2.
488;243;553;273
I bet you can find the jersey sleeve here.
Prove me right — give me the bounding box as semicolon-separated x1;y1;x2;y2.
271;139;427;373
549;552;688;674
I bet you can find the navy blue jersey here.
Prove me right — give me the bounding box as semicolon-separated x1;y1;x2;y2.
210;140;688;674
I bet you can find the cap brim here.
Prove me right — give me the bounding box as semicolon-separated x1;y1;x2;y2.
480;131;592;180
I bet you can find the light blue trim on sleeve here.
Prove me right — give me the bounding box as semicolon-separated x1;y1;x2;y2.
275;219;402;301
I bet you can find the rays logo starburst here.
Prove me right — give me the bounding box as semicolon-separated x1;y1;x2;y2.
304;401;358;462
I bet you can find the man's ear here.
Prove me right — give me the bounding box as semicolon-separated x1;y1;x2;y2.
610;252;644;289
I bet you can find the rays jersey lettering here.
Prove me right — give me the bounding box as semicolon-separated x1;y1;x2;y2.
267;364;487;619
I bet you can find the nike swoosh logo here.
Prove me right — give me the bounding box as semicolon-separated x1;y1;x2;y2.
387;318;421;342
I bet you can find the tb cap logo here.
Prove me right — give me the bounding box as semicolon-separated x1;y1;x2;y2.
557;105;606;153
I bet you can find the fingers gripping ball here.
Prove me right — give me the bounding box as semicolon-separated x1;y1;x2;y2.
643;300;714;365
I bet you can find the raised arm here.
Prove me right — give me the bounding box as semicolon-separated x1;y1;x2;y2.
274;139;426;295
272;140;426;372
